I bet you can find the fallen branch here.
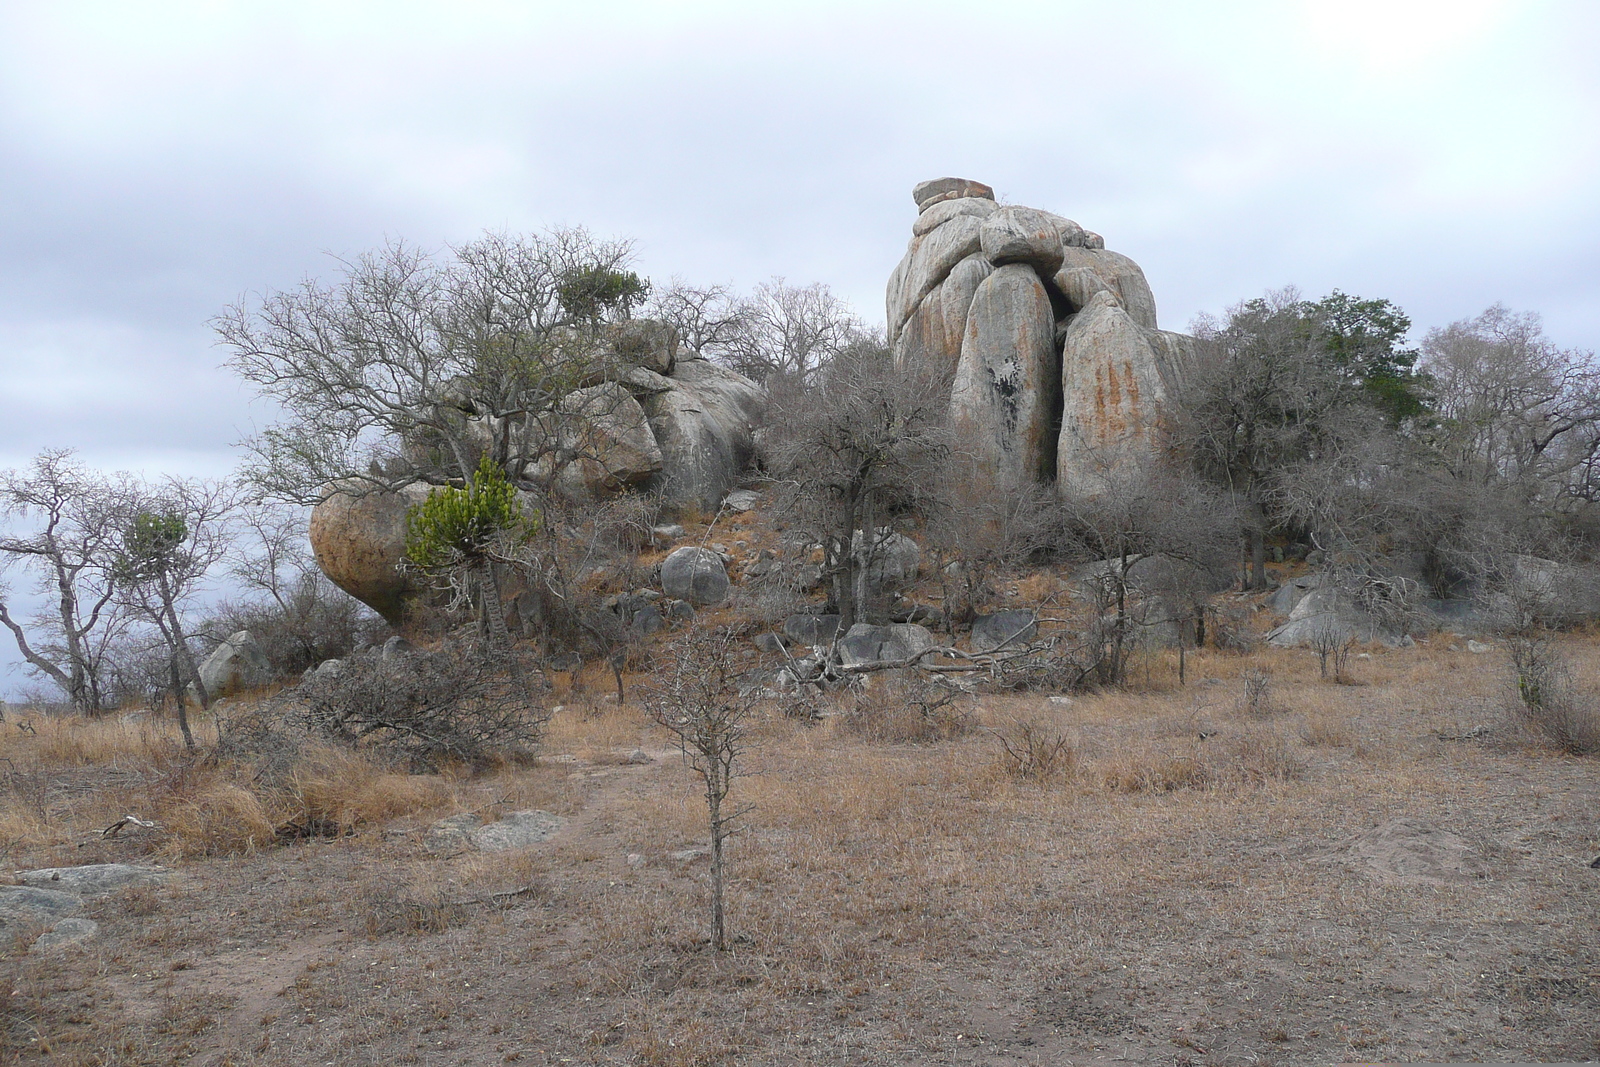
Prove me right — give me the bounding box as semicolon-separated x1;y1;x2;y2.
102;814;159;838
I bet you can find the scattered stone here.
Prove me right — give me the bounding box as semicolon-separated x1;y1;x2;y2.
659;546;731;606
470;810;568;852
1466;639;1492;654
15;864;173;897
30;917;98;953
752;632;789;654
194;630;273;698
424;813;482;855
629;604;664;638
971;609;1038;652
626;853;646;868
664;599;696;621
670;848;708;864
381;635;415;662
0;886;84;926
783;613;841;646
626;749;652;765
651;524;685;543
722;489;761;513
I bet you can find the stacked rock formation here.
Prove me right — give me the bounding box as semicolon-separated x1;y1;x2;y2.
886;177;1194;493
309;323;763;625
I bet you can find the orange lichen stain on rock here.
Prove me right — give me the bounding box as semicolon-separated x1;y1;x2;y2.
1090;364;1128;443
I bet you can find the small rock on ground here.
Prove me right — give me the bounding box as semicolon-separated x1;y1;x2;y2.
670;848;708;863
31;917;98;953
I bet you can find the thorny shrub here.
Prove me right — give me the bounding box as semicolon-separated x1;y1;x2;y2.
990;717;1075;784
296;637;550;770
838;674;972;743
1506;634;1600;756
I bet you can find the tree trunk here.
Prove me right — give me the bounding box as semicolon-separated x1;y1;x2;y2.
477;560;511;651
168;656;195;751
708;789;726;952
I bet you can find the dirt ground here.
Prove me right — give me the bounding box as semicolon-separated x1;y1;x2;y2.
2;638;1598;1066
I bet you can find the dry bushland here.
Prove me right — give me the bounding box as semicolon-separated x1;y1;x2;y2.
0;636;1597;1065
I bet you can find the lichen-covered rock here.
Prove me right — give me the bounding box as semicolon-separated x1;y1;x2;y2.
887;213;985;349
1057;246;1159;331
1057;291;1180;496
885;178;1191;496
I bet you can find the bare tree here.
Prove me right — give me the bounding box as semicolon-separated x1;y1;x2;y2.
647;279;748;356
645;626;759;951
0;450;133;713
217;229;649;505
112;478;239;748
213;501;385;674
925;461;1055;632
766;343;951;629
1057;466;1235;687
1420;304;1600;508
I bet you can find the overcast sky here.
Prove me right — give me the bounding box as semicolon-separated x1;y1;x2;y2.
1;0;1597;693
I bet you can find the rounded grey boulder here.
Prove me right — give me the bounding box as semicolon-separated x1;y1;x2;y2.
660;546;731;606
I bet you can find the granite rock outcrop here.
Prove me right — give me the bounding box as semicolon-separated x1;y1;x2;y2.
887;178;1194;491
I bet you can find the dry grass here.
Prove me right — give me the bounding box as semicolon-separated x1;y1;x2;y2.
2;632;1598;1065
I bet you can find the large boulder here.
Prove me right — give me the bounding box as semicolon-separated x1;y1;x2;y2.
542;381;664;495
887;213;986;349
308;481;433;627
950;264;1060;486
913;195;999;237
1265;588;1409;649
978;206;1065;275
643;358;765;512
1056;247;1159;331
913;177;995;210
659;546;731;606
971;609;1038;652
838;622;935;666
783;613;842;646
852;530;922;591
196;631;272;696
1057;291;1182;496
